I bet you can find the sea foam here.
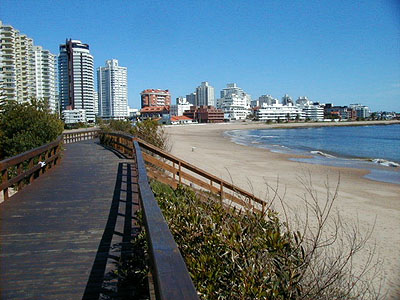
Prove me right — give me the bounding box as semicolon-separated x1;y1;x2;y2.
371;159;400;168
310;150;336;158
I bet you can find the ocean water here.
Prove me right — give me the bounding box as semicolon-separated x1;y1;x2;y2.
225;124;400;185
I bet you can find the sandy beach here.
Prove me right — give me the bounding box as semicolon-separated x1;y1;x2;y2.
165;120;400;298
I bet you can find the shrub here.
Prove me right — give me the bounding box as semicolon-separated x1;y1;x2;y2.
149;179;383;299
151;181;304;299
0;99;64;159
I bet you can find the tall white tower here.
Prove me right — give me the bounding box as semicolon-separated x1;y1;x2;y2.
196;81;215;106
58;39;95;122
33;46;57;113
97;59;128;119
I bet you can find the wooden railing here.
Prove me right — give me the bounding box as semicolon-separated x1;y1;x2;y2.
102;131;266;213
63;129;99;144
0;129;101;201
0;135;63;201
135;140;199;300
100;131;199;299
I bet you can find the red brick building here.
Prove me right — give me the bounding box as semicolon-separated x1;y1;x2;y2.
141;89;171;108
183;106;224;123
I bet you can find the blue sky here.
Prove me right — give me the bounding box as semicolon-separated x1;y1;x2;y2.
1;0;399;111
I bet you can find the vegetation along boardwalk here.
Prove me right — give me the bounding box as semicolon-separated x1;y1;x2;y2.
0;139;139;299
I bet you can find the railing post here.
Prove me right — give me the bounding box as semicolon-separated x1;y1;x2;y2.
17;163;23;190
220;180;224;202
53;146;58;165
28;158;34;183
173;162;176;181
178;161;182;185
2;169;9;200
41;151;47;174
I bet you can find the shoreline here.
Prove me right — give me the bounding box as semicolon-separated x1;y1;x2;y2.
223;124;400;185
165;121;400;298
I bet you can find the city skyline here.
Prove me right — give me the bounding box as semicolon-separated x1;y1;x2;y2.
1;0;399;111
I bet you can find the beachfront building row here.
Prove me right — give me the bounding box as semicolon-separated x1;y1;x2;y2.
0;21;58;112
139;105;224;124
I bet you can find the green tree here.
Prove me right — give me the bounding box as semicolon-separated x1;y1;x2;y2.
130;119;169;151
0;99;64;159
109;119;132;132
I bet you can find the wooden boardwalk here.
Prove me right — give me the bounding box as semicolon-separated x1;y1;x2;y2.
0;140;139;299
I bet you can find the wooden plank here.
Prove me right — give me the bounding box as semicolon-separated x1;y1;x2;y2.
147;169;178;189
142;153;177;175
180;170;219;194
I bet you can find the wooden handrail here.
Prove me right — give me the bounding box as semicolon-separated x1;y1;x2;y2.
1;129;100;201
63;129;99;144
136;138;265;206
0;136;62;172
134;140;199;300
100;131;266;210
0;135;63;201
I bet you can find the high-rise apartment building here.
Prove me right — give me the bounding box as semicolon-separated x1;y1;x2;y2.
33;46;58;112
141;89;171;108
0;21;57;111
97;59;128;119
282;94;294;106
186;92;196;105
196;81;215;106
252;94;279;107
58;39;95;122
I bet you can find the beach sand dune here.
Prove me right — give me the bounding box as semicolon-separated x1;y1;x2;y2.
165;121;400;299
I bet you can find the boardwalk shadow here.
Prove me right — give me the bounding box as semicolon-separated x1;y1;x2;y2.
82;162;145;299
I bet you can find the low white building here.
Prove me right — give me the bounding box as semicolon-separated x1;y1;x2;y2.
62;109;87;124
127;107;139;120
170;97;192;116
170;115;193;125
301;105;324;121
296;97;324;121
255;103;305;121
